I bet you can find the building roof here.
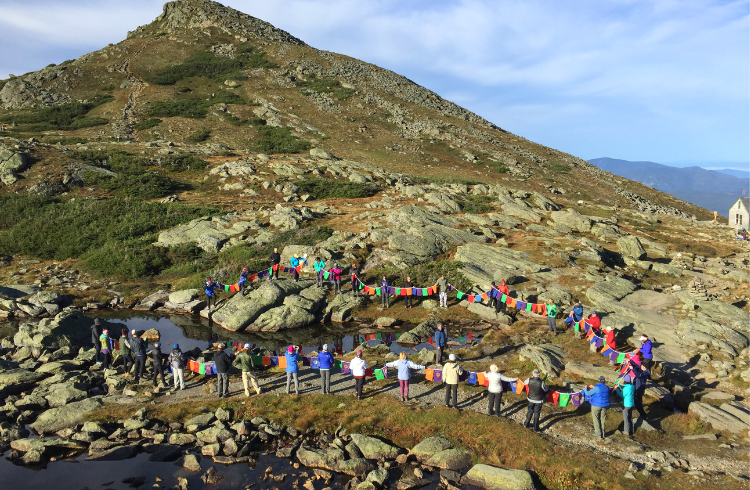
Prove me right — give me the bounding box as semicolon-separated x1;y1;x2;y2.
734;197;750;209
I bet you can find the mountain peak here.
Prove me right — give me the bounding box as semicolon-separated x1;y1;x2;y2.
127;0;306;46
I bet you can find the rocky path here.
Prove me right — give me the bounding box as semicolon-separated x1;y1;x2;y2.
111;39;152;139
151;365;749;481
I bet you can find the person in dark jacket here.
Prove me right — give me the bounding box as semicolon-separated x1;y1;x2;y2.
269;248;281;280
169;344;186;390
91;318;102;364
119;329;133;375
639;335;654;369
317;344;335;394
523;369;549;432
434;323;447;365
151;342;168;387
130;330;147;383
380;276;390;308
566;299;584;327
239;267;252;296
403;276;414;308
629;359;650;420
583;375;611;439
214;343;233;398
350;263;360;296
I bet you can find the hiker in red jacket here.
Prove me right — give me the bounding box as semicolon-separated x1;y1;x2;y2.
587;311;601;334
497;279;509;313
605;326;617;364
329;263;342;294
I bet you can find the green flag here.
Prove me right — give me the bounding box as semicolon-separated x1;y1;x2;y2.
334;359;342;369
574;322;580;332
559;393;570;408
253;355;263;366
374;369;385;380
526;302;532;312
458;334;464;341
616;352;626;364
323;271;330;279
457;291;464;300
376;333;382;340
376;287;381;296
422;288;428;296
359;282;364;290
199;363;206;375
501;294;507;302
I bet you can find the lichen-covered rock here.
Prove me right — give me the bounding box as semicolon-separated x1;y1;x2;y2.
461;464;535;490
349;434;402;460
409;435;454;462
30;396;104;435
617;235;646;260
424;447;471;471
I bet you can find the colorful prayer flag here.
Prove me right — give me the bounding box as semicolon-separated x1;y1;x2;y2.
526;302;533;312
199;363;206;375
467;372;478;385
477;373;486;386
425;368;434;381
395;287;401;295
616;352;626;364
262;356;271;367
278;356;287;369
559;393;570;408
374;369;385;380
433;370;443;383
457;291;464;300
365;368;374;377
341;361;350;374
515;381;525;394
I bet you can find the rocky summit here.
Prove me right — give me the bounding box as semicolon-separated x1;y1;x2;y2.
0;1;748;489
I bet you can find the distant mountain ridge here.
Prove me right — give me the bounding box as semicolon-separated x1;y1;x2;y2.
589;157;749;214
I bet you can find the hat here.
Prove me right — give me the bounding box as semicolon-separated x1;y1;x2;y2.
605;326;613;332
174;344;179;349
491;281;496;286
623;375;632;383
131;329;136;335
598;376;606;382
206;277;212;282
437;322;443;328
322;344;328;351
154;342;160;348
102;329;108;334
532;369;540;377
357;349;362;357
94;318;101;325
490;364;498;372
639;335;648;341
591;311;597;316
288;346;294;353
294;254;298;258
449;354;456;361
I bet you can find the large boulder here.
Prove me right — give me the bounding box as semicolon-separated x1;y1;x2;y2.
549;209;592;233
0;147;29;173
409;435;454;462
585;276;636;305
325;293;366;323
519;344;566;378
424;447;472;471
209;280;309;331
466;302;511;324
616;235;646;260
0;369;51;397
13;310;97;349
156;215;253;251
455;243;543;286
296;445;346;471
688;402;749;433
501;202;542;223
251;305;315;332
461;464;536;490
563;362;614;382
30;396;104;435
349;434;402;460
167;289;200;305
398;317;441;344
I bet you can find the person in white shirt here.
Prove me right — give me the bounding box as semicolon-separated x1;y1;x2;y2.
350;349;368;400
483;364;517;416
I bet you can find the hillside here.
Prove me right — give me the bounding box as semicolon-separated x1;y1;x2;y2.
0;2;748;489
589;157;749;214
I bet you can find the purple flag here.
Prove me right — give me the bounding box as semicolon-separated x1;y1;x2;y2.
609;352;618;362
595;338;603;348
433;369;443;383
341;361;351;375
571;392;582;407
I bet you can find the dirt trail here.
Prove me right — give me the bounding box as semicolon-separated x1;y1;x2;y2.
111;40;152;139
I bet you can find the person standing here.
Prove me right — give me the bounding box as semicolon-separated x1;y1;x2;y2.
350;349;368;400
436;274;448;308
443;354;463;409
269;248;281;280
616;376;635;438
639;335;654;369
566;299;584;327
130;330;147;383
330;263;342;294
386;352;424;402
630;359;650;420
99;329;113;370
91;318;102;365
604;326;617;364
489;282;498;309
523;369;549;432
119;329;133;375
214;343;232;398
169;344;186;390
587;311;601;334
285;345;301;395
314;257;326;288
403;276;414;308
434;323;447;365
583;375;611;439
290;255;301;282
545;299;558;335
350;263;360;296
380;276;390;308
204;278;220;310
239;267;251;296
235;344;260;396
317;344;335;394
497;280;509;314
151;342;168;388
484;364;517;416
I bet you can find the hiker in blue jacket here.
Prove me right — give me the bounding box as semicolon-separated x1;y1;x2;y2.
239;267;251;296
285;345;301;395
434;322;447;365
616;376;635;438
565;298;584;327
583;375;611;439
317;344;335;394
204;277;220;309
639;335;654;369
290;255;301;282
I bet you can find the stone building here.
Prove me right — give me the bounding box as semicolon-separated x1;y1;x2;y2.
729;197;749;230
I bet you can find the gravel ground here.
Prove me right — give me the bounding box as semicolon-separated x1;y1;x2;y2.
146;365;749;480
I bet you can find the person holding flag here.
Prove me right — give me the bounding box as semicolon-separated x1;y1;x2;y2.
497;279;510;313
639;335;654;369
583;375;611;439
434;323;447;365
350;263;360;296
317;344;335;394
443;354;464;409
269;248;281;280
238;267;252;296
545;299;558;335
386;352;425;402
204;277;221;310
330;263;342;294
523;369;549;432
290;254;302;282
285;345;301;395
403;276;414;308
350;349;368;400
314;257;326;288
484;364;517;416
616;376;635;438
380;276;390;308
565;299;584;327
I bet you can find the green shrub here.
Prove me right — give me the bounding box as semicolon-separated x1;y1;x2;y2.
458;194;495;214
146;154;209;172
177;86;192;93
188;128;211;143
297;76;355;100
44;136;88;145
0;94;113;131
488;160;508;174
133;118;162;130
254;126;310;154
147;98;210;118
0;195;218;267
101;83;115;91
147;47;277;85
295;178;378;199
550;162;571;173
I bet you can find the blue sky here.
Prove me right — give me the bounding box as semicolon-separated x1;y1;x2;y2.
1;0;748;170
